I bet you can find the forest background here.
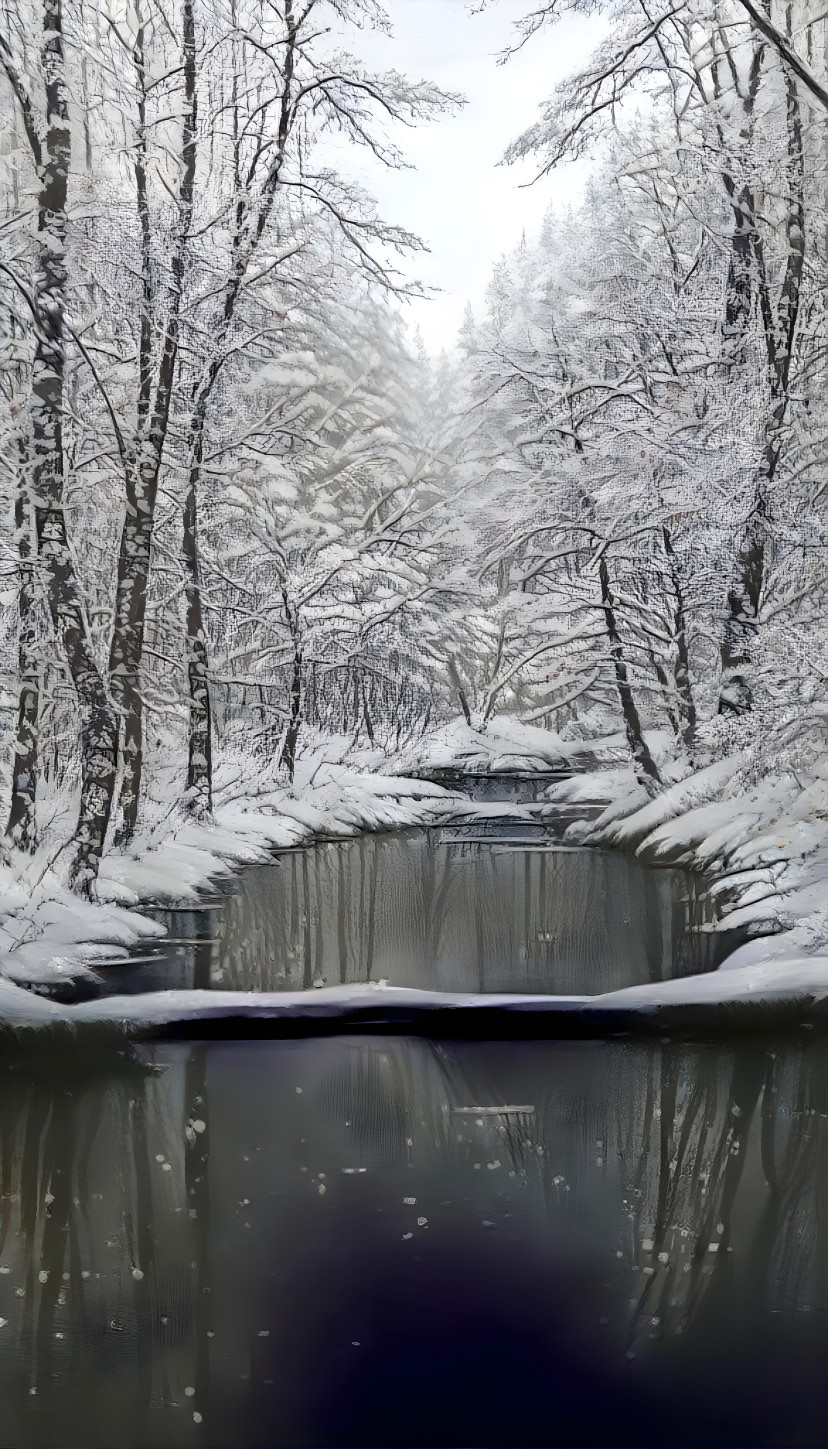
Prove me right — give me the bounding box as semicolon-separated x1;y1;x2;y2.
0;0;825;968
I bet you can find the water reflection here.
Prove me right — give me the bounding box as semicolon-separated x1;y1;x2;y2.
1;1036;828;1445
137;831;729;998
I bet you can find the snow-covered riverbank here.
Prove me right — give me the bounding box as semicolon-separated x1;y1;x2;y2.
554;753;828;965
409;718;828;1016
2;718;828;1029
0;718;625;991
0;750;461;989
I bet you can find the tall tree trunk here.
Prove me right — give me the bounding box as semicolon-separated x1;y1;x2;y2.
598;555;661;789
6;433;39;850
16;0;118;889
109;0;198;842
279;593;302;782
280;643;303;785
447;654;472;727
648;646;681;741
718;509;765;715
718;41;804;715
662;524;696;754
178;4;303;814
182;423;213;816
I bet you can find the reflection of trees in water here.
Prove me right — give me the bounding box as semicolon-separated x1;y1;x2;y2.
0;1044;199;1446
615;1045;764;1350
361;1037;828;1359
315;1041;414;1170
210;833;723;994
751;1048;828;1315
183;1047;211;1427
312;1036;538;1173
2;1030;827;1442
611;1042;828;1354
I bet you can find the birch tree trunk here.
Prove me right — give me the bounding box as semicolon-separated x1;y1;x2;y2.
5;440;39;850
5;0;118;887
180;1;303;812
37;0;118;889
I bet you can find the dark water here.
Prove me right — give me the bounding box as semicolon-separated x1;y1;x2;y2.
2;783;793;1447
1;1033;827;1448
119;828;733;998
409;768;583;802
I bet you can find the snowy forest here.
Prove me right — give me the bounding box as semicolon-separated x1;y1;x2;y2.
4;5;828;1441
0;0;826;902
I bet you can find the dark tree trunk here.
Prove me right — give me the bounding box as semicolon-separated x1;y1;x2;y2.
182;429;213;816
280;627;302;784
37;507;119;892
178;5;303;814
662;525;697;753
360;671;375;746
109;0;198;842
717;50;804;715
718;510;765;715
648;647;680;741
6;445;39;851
447;654;472;727
598;555;661;789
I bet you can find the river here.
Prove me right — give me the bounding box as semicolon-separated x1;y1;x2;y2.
0;777;819;1448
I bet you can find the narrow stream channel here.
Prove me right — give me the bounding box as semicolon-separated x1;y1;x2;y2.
0;778;819;1448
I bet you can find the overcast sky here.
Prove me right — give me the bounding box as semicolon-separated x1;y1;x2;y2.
326;0;602;353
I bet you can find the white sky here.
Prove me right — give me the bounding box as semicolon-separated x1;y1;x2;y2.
328;0;602;353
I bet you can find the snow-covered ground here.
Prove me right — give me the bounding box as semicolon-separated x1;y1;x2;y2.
400;716;630;775
554;752;828;959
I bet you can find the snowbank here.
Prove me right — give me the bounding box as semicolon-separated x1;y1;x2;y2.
550;751;828;967
2;956;828;1039
400;715;633;775
0;752;461;988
